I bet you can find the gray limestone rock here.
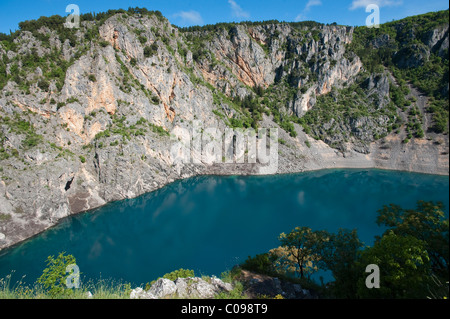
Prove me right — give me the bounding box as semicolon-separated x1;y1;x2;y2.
131;276;234;299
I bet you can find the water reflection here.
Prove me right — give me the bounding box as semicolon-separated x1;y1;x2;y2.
0;169;448;287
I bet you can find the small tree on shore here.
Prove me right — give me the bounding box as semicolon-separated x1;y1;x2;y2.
36;252;78;298
276;227;327;278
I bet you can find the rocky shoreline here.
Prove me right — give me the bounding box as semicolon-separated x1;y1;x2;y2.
1;130;447;251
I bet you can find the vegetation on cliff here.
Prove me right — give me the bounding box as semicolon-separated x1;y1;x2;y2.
1;8;448;164
349;10;449;134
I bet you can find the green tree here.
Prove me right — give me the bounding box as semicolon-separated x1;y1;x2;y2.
356;231;431;299
317;229;363;298
376;200;449;279
277;227;325;278
36;252;78;298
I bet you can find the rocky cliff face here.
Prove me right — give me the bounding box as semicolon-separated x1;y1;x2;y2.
0;9;448;249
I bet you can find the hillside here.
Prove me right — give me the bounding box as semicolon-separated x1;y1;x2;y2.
0;8;448;249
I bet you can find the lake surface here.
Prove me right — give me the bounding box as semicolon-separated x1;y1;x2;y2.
0;169;448;286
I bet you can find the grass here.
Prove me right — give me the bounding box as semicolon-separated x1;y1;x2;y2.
0;272;132;299
214;281;246;299
0;267;248;299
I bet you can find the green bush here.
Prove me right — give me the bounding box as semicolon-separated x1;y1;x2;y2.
138;36;147;45
37;79;50;91
144;43;159;58
149;123;169;136
241;253;277;276
99;40;110;47
162;269;195;281
415;128;425;138
66;97;79;104
146;268;195;290
36;252;78;298
280;120;297;138
151;95;160;104
22;134;43;149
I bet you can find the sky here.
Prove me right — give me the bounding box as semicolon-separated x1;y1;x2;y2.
0;0;448;34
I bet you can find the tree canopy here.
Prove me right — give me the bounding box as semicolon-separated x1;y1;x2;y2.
240;200;449;299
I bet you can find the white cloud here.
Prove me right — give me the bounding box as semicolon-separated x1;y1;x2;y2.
295;0;322;22
294;13;305;22
228;0;250;18
173;10;204;25
305;0;322;11
349;0;403;10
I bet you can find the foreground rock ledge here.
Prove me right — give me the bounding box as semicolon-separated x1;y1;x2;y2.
130;277;233;299
129;272;316;299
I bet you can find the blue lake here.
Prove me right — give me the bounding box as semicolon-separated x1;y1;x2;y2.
0;169;448;286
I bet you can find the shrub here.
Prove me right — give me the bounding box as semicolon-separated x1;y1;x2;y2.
22;134;43;148
149;123;169;136
151;95;160;104
66;97;79;104
99;40;110;47
146;268;195;290
36;252;78;298
138;36;147;45
162;269;195;281
415;128;425;138
88;74;97;82
143;46;152;58
280;121;297;138
37;79;50;91
144;43;158;58
79;155;86;163
241;253;277;276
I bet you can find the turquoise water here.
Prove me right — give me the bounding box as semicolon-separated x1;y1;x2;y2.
0;169;448;286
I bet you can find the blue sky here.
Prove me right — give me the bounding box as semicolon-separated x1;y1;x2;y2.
0;0;448;34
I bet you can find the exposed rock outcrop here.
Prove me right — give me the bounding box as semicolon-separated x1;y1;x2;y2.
239;270;317;299
130;277;234;299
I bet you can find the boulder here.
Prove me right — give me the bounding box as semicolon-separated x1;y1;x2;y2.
147;278;177;298
130;287;157;299
130;276;234;299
